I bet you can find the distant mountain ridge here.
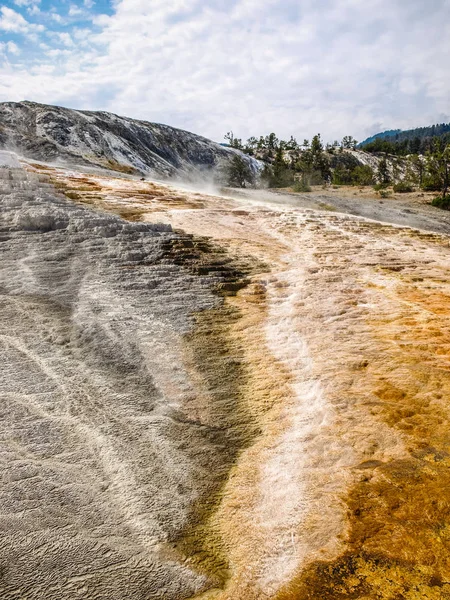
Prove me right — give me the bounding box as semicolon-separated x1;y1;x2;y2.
0;101;259;180
359;123;450;148
358;129;401;147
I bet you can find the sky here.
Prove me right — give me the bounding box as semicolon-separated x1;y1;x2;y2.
0;0;449;143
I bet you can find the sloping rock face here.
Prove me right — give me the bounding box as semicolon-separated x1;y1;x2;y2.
0;101;258;179
0;164;256;599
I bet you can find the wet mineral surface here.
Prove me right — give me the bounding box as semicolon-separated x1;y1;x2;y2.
1;160;450;599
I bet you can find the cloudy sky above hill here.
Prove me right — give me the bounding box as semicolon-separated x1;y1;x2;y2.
0;0;449;142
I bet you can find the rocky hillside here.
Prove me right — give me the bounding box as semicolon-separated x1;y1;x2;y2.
0;101;259;180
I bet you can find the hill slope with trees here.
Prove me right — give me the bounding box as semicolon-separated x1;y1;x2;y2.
359;123;450;155
224;129;450;208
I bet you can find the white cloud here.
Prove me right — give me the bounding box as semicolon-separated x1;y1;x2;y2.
0;6;44;34
28;5;41;16
0;6;31;32
50;13;65;24
13;0;41;6
56;32;75;47
0;0;449;142
7;41;21;55
68;5;86;17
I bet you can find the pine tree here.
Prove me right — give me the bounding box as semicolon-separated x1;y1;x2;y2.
377;156;391;185
424;145;449;198
270;147;292;187
226;155;255;188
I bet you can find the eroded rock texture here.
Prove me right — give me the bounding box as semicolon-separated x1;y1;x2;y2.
0;166;254;599
0;101;259;180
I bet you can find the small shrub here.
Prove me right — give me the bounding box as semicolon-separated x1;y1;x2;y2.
393;181;414;193
352;165;375;186
297;170;324;186
431;195;450;210
421;175;441;192
318;202;336;211
379;189;392;198
293;179;312;193
373;183;388;191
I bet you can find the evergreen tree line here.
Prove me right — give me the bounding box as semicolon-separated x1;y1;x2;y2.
360;123;450;156
224;132;359;189
224;131;450;208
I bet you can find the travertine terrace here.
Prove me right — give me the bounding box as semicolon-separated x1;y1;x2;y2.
1;158;450;599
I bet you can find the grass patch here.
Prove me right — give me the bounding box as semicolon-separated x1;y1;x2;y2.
318;202;337;211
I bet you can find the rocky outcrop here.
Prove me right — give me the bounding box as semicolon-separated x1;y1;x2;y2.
0;101;259;180
0;163;256;599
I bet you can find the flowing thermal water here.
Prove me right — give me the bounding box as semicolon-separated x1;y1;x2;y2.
2;161;450;599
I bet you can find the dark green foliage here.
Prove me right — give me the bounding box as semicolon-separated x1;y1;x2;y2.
330;154;373;186
224;132;243;150
259;163;273;187
297;134;330;184
407;154;424;186
421;178;442;191
341;135;358;149
393;181;414;193
352;165;375;185
223;125;449;197
244;136;258;155
332;166;353;185
431;195;450;209
360;123;450;156
286;136;299;150
269;147;294;187
422;147;450;199
377;157;391;184
360;129;401;146
223;128;450;193
300;170;326;186
293;177;312;192
226;154;255;188
330;152;360;171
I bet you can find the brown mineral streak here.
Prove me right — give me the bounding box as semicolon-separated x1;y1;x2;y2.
275;239;450;599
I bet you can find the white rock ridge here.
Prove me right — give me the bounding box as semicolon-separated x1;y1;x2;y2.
0;101;259;180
